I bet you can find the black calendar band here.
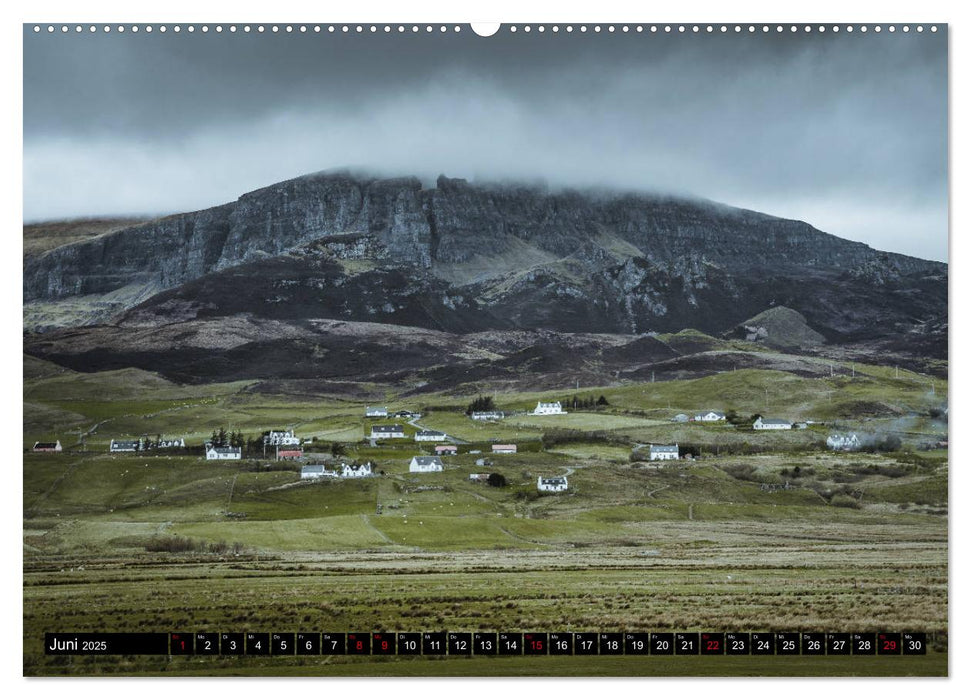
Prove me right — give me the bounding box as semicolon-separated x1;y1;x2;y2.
44;631;930;656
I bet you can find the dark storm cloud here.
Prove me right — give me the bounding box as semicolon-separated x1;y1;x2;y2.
23;25;948;260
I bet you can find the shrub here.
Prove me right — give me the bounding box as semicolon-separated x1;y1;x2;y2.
830;494;861;509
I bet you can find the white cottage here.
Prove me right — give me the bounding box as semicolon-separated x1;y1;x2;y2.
694;411;726;422
370;424;406;440
415;429;447;442
264;429;300;446
753;417;792;431
409;456;444;473
471;411;504;421
156;437;186;449
341;462;374;478
301;465;339;479
532;401;565;415
206;446;241;460
537;476;569;492
365;406;389;418
649;444;680;461
827;433;861;451
110;439;139;453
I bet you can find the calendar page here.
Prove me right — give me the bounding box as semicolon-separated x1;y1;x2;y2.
22;20;948;678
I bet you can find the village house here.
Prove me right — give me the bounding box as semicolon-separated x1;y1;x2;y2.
109;439;139;453
475;458;493;467
827;433;861;451
276;447;304;461
341;462;374;478
365;406;389;418
753;417;793;431
32;440;62;453
468;473;490;482
435;445;458;456
155;437;186;449
537;476;569;492
672;413;689;423
415;429;447;442
532;401;565;415
649;444;680;461
393;410;416;418
492;444;517;454
409;456;444;473
206;445;241;460
370;424;406;440
471;411;504;421
301;465;339;479
694;411;726;422
264;429;300;446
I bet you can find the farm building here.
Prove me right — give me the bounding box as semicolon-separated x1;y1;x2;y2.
471;411;504;421
753;417;793;430
492;444;517;454
301;465;339;479
365;407;389;417
393;410;416;418
341;462;374;478
435;445;458;455
694;411;726;422
649;444;680;461
532;401;565;415
827;433;861;451
109;439;139;453
206;446;241;460
468;473;490;482
32;441;62;452
409;456;444;473
415;429;447;442
537;476;569;492
276;448;304;460
156;437;185;449
672;413;689;423
370;425;406;439
475;458;493;467
264;429;300;446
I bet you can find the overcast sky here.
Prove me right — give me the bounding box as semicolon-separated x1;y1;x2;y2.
23;25;948;261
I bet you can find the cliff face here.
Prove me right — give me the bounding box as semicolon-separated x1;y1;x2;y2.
24;170;942;304
23;170;946;346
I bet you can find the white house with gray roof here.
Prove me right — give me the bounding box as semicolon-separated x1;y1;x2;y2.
370;424;406;439
694;411;726;422
415;429;447;442
753;417;793;430
649;444;680;461
341;462;374;478
532;401;566;415
409;456;444;473
206;446;241;460
301;465;339;479
537;476;569;492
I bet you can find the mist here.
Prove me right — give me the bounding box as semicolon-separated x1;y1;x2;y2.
23;26;948;261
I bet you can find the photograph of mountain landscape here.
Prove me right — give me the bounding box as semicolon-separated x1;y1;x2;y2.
22;22;948;677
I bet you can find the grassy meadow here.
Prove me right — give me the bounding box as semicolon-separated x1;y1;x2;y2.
22;354;948;676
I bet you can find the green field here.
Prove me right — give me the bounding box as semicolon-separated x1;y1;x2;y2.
22;356;948;676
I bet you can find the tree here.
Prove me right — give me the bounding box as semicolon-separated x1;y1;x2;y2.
466;395;497;415
487;473;507;488
217;427;227;447
330;442;346;458
597;395;609;406
210;429;219;446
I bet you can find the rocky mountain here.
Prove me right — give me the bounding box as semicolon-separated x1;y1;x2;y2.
23;170;947;385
